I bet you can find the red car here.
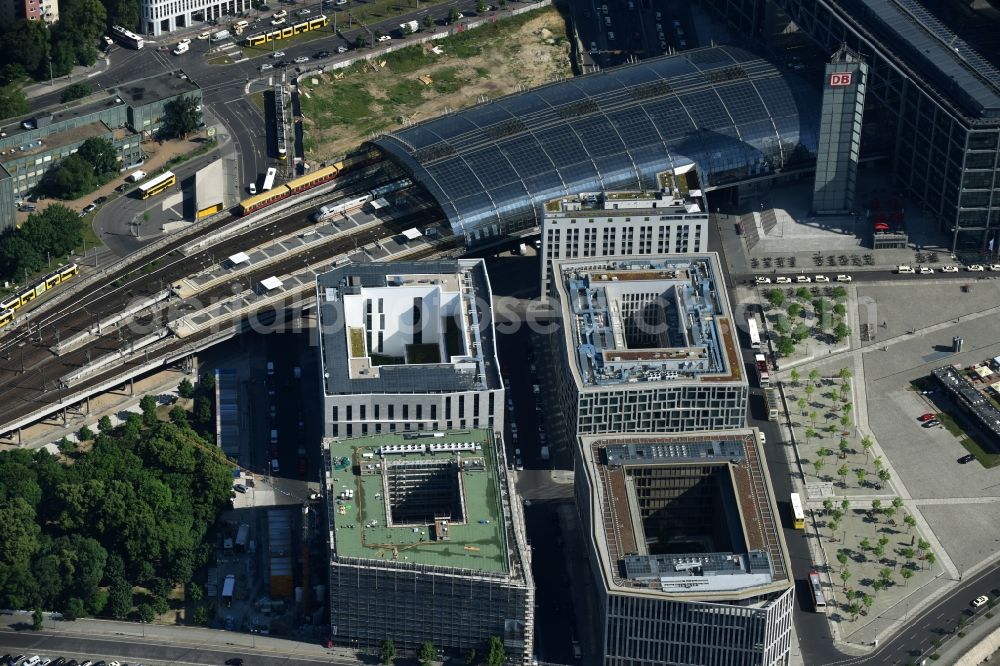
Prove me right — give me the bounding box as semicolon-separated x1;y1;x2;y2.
918;413;936;422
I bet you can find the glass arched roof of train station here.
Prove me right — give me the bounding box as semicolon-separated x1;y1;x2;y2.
370;45;819;239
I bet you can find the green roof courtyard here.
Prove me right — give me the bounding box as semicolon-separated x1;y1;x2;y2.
328;429;510;574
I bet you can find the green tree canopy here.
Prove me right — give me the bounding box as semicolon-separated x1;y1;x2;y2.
486;636;506;666
41;153;98;199
418;641;436;665
78;137;119;179
379;638;395;664
161;95;202;139
60;81;92;103
0;20;51;80
0;83;28;122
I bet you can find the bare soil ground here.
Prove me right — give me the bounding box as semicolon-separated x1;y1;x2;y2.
299;6;571;163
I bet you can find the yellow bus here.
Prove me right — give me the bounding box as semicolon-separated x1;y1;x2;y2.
790;492;805;529
138;171;176;199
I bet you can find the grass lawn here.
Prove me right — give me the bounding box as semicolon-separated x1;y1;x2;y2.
935;411;1000;467
349;327;365;357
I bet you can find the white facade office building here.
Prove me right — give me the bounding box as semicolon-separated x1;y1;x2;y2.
540;168;708;295
142;0;249;36
317;259;504;439
550;254;748;439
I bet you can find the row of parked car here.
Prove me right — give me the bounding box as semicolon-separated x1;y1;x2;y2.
0;657;142;666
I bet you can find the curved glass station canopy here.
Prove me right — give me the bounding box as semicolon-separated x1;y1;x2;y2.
371;45;819;240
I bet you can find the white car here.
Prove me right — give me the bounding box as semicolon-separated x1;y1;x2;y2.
775;277;792;284
814;275;830;282
917;265;934;274
896;265;915;274
337;45;348;53
795;275;811;283
989;264;1000;271
259;63;273;71
197;31;211;39
377;34;392;42
271;50;285;58
756;276;772;285
297;8;311;15
177;38;191;46
967;264;985;271
971;595;989;609
294;55;309;63
836;274;852;283
940;265;959;273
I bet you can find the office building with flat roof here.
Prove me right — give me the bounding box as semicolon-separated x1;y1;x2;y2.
576;431;794;665
540;168;709;294
316;259;504;439
703;0;1000;250
550;255;747;439
324;429;534;661
0;70;201;229
142;0;250;35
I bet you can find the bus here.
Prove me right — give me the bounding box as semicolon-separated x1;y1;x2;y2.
808;570;827;613
111;25;144;49
790;492;805;530
747;314;761;349
138;171;176;199
764;387;780;421
262;167;277;192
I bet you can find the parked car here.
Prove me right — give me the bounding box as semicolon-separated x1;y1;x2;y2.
314;50;331;58
896;265;915;274
259;63;273;71
82;203;97;214
971;595;989;608
794;275;811;283
336;45;348;53
918;413;936;422
921;419;940;428
270;50;285;58
940;265;959;273
967;264;985;271
959;454;976;464
836;274;852;282
814;275;830;282
755;276;771;284
918;265;934;274
94;196;107;205
294;55;309;63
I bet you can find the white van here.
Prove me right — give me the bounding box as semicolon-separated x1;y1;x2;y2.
235;19;249;29
127;169;147;183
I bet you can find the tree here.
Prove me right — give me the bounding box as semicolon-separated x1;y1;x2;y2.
791;323;810;342
917;538;930;554
32;607;44;630
840;414;851;431
486;636;506;666
177;377;194;398
862;593;874;614
0;20;51;79
778;337;795;356
795;287;811;300
58;0;107;59
160;95;202;140
884;506;896;524
187;581;203;601
798;397;807;415
855;468;867;488
832;286;848;301
419;641;436;666
0;83;29;120
812;458;824;477
836;550;848;572
448;6;460;23
423;13;434;28
822;498;833;516
789;368;800;386
78;424;94;441
892;496;903;511
42;154;98;199
839;367;852;380
169;405;188;425
839;567;851;590
767;289;785;308
848;601;860;622
78;137;119;180
476;0;488;12
774;316;790;336
108;577;132;619
879;567;893;587
841;401;853;416
191;604;210;625
860;435;874;463
98;415;113;432
140;394;158;425
925;551;936;569
464;649;477;665
838;438;850;458
787;302;802;318
137;602;155;623
60;82;92;103
380;639;396;665
808;368;820;384
804;427;817;445
58;437;77;454
859;537;871;552
834;302;846;316
63;596;85;620
837;464;849;487
104;0;139;30
903;514;917;533
834;322;850;342
841;498;851;513
817;447;833;459
805;383;815;399
809;410;818;425
355;34;368;48
878;469;891;489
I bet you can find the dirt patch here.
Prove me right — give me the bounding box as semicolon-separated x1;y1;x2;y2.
299;6;572;163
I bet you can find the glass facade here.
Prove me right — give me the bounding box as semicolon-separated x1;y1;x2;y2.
372;46;819;242
702;0;1000;250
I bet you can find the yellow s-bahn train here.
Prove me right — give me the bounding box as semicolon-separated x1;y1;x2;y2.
244;15;329;47
237;152;376;216
0;262;79;329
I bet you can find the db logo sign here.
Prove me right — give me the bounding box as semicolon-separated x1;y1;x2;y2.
829;72;853;87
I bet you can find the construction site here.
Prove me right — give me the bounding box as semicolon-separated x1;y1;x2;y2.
324;429;535;661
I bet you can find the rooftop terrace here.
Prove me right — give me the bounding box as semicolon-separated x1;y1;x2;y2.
581;431;791;599
327;430;511;574
553;255;741;388
318;259;501;396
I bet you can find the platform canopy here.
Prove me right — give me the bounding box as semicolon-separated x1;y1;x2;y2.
229;251;250;266
261;276;284;291
402;228;422;240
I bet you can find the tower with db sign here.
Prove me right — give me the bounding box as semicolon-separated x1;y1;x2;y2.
812;46;867;215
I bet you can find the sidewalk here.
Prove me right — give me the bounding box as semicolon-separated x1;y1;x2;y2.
23;55;111;101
